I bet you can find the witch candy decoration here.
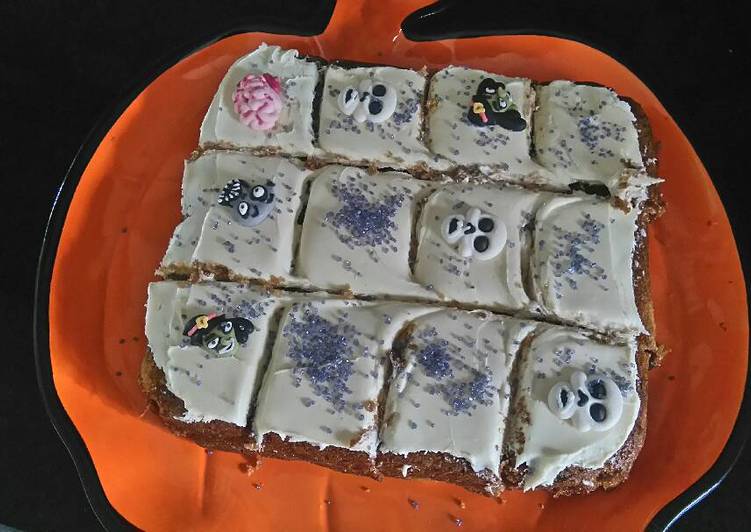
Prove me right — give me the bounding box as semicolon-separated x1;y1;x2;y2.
467;78;527;131
183;313;254;357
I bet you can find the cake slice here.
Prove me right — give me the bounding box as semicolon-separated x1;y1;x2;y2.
425;66;552;185
530;194;647;337
504;325;646;495
141;281;287;451
378;309;537;495
317;64;439;170
296;165;434;299
253;299;434;477
199;43;321;156
533;81;660;203
159;151;311;284
413;183;549;311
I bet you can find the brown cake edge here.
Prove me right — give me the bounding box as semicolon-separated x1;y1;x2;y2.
257;431;379;479
377;450;503;496
138;349;254;453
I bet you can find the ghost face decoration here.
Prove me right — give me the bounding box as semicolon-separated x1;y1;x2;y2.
468;78;527;132
183;313;254;358
441;207;507;260
337;79;397;123
547;371;623;432
217;179;275;227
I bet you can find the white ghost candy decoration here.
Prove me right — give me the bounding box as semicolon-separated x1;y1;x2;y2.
547;371;624;432
441;207;507;260
337;79;397;123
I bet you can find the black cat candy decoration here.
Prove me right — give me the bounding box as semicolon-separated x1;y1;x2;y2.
468;78;527;131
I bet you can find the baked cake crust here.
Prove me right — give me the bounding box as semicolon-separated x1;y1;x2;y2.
139;351;253;453
258;432;378;478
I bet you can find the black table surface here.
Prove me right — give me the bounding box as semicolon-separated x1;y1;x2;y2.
1;1;748;530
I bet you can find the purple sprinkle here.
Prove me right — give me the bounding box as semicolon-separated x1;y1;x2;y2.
413;326;495;416
548;213;607;298
327;181;404;250
416;341;453;379
284;304;355;412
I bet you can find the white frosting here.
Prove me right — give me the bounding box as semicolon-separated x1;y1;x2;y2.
165;345;254;425
161;152;310;282
534;81;650;198
317;66;443;169
144;281;286;426
426;66;553;183
531;195;645;335
162;213;204;268
617;169;663;210
414;184;549;311
296;165;434;298
199;43;319;156
253;299;434;455
513;326;640;490
379;309;536;476
144;282;185;369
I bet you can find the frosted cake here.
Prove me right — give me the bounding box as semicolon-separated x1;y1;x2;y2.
142;42;663;498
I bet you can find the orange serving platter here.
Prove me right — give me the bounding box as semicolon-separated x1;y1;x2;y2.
37;1;748;530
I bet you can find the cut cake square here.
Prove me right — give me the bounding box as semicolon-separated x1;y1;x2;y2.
317;64;437;169
413;183;548;311
253;299;433;477
530;194;646;336
200;43;321;156
378;308;536;495
160;151;310;284
143;281;286;440
296;165;433;298
505;324;643;494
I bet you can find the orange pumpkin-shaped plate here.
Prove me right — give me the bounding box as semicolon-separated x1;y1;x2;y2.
34;1;749;530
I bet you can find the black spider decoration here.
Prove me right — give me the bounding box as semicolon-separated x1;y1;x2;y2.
217;179;275;227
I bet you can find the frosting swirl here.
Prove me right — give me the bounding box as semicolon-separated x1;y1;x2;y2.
233;73;283;130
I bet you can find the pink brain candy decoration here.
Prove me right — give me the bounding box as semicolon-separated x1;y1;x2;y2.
233;73;283;130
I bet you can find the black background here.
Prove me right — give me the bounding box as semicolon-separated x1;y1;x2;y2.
1;1;749;530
